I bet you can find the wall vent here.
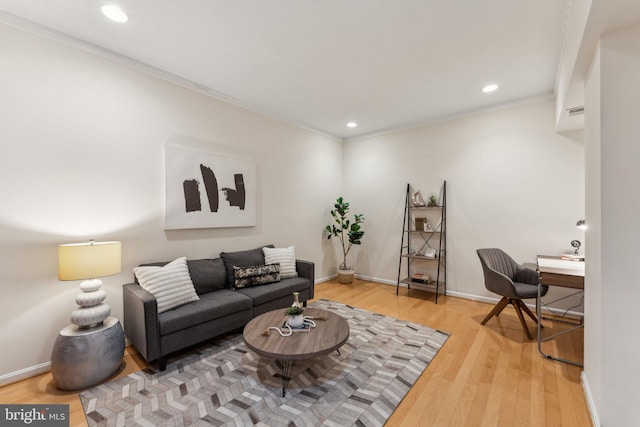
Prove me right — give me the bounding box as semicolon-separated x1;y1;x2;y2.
567;106;585;116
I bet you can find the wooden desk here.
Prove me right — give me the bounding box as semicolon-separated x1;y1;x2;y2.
537;255;584;288
536;256;585;367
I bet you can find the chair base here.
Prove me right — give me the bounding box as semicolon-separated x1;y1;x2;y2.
481;297;540;339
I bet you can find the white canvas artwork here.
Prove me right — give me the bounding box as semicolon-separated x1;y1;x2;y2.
165;145;257;229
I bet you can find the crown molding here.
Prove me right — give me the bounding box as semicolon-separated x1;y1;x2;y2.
0;11;561;145
343;92;555;143
0;11;342;143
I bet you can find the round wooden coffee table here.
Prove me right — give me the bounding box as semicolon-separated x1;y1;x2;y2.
243;307;349;396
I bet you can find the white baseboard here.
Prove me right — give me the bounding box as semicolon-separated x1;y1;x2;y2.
0;336;134;388
0;361;50;387
353;275;584;318
354;274;395;285
315;274;337;284
581;371;600;427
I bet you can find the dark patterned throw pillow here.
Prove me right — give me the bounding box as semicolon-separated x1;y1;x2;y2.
233;263;280;289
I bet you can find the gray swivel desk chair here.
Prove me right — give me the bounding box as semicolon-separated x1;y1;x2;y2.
476;248;548;339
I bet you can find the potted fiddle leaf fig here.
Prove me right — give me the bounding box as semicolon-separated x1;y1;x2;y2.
325;197;365;284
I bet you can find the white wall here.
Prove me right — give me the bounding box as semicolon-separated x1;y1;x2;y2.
584;44;603;425
343;99;585;302
584;24;640;427
0;23;343;380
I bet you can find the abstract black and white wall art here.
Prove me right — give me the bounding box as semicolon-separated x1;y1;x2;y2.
165;145;256;229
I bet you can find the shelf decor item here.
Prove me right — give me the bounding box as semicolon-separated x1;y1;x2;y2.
411;273;432;284
411;191;426;207
422;248;437;258
325;197;365;284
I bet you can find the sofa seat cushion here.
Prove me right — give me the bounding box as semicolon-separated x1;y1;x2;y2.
235;277;310;306
159;289;252;336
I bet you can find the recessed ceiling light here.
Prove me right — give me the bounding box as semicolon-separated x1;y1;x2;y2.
482;84;498;93
347;122;358;128
101;4;129;23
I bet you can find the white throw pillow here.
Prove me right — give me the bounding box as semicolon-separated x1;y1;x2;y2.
134;257;200;313
263;246;298;279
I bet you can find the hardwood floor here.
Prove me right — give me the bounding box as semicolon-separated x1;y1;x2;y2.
0;279;590;426
319;280;590;427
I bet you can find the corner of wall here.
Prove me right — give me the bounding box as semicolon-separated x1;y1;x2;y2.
581;371;600;427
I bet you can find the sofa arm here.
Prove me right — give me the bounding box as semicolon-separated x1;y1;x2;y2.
296;259;315;300
123;283;160;362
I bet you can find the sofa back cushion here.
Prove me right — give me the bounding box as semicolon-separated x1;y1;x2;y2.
187;258;228;294
220;245;274;288
137;258;227;295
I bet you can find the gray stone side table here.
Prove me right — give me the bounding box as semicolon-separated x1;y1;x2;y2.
51;316;125;390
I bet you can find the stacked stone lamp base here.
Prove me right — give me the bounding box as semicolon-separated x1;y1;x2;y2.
72;278;111;327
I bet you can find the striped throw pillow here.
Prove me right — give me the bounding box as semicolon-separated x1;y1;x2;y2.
134;257;200;313
263;246;298;279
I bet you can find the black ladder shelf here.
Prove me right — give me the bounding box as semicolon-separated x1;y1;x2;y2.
396;181;447;303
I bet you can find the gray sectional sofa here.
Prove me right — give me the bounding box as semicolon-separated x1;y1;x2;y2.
123;246;314;370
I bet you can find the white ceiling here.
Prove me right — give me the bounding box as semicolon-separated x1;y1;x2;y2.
0;0;570;140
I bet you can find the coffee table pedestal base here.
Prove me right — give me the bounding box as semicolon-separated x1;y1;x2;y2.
278;360;295;397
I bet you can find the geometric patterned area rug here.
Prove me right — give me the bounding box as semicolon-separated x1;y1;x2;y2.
80;300;449;426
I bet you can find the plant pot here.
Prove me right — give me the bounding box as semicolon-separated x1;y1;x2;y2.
287;314;305;328
337;268;355;284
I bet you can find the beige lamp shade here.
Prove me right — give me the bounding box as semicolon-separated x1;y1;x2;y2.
58;241;122;280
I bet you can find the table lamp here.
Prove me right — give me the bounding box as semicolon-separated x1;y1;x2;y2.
58;240;121;329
